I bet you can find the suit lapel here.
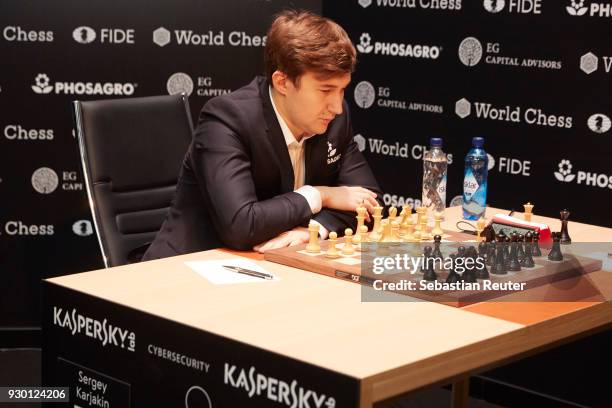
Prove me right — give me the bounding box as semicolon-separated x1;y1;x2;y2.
259;78;295;193
305;134;327;185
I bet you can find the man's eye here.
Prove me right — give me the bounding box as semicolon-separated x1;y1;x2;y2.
321;89;331;93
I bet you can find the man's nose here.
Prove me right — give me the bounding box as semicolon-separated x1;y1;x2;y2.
328;94;343;115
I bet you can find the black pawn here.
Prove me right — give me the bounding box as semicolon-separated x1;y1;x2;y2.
445;254;461;284
559;209;572;245
517;233;526;263
432;235;444;260
490;236;507;275
420;246;432;274
548;232;564;261
422;246;438;281
522;232;535;268
462;246;478;283
486;242;496;266
532;231;543;257
507;233;522;272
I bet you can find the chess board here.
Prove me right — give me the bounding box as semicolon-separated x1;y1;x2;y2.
264;230;603;307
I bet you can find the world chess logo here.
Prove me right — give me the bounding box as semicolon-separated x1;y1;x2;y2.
483;0;506;13
31;167;59;194
167;72;194;96
458;37;483;66
31;73;53;94
580;52;598;74
566;0;588;15
72;26;96;44
554;160;576;182
72;220;93;237
354;134;366;152
185;386;212;408
587;113;611;133
354;81;375;109
455;98;471;118
358;0;372;8
356;33;373;54
153;27;171;47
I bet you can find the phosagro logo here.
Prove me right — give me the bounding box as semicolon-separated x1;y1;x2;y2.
455;98;573;128
224;363;336;407
580;52;612;74
31;73;136;95
356;32;441;59
587;113;611;133
53;306;136;351
567;0;612;17
554;159;612;189
383;194;422;208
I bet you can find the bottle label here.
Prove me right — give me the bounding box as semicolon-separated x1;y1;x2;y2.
463;169;479;201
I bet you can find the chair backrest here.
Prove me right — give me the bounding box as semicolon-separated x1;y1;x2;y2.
73;94;193;267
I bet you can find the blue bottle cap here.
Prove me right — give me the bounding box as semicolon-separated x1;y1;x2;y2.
430;137;443;147
472;137;484;148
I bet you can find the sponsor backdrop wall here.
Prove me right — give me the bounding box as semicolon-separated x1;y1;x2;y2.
323;1;611;406
0;0;320;334
326;0;611;229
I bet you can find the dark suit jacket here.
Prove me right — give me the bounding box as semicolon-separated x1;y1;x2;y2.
143;76;381;260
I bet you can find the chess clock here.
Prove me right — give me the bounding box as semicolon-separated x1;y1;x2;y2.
486;214;552;247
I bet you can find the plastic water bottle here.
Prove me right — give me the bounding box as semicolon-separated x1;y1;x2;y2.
463;137;488;220
422;137;447;215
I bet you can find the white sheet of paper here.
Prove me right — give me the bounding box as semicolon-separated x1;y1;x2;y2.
184;259;278;285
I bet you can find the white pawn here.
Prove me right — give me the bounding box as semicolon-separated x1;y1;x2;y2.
306;221;321;253
325;232;340;258
342;228;355;256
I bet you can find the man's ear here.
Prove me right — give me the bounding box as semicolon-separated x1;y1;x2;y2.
271;70;289;96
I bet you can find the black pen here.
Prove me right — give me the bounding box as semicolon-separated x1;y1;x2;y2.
223;265;274;280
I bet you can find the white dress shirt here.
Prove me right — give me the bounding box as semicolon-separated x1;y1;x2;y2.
269;87;329;238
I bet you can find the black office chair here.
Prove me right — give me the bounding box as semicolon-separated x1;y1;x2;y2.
73;94;193;267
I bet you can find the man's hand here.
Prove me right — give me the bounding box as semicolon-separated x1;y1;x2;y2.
315;186;378;218
253;227;310;253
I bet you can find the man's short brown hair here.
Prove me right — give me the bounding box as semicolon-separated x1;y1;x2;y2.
264;10;357;85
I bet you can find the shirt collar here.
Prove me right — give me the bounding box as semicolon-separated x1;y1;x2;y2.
269;86;315;147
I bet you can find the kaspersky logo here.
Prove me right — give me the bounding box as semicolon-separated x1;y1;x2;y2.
554;159;612;189
31;73;136;95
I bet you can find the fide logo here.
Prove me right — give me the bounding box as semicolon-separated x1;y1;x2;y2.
72;26;96;44
354;81;375;109
458;37;483;66
72;220;93;237
587;113;611;133
455;98;471;118
484;0;506;12
356;33;373;54
566;0;588;15
354;134;366;152
167;72;194;96
153;27;171;47
32;167;59;194
555;160;575;182
32;73;53;94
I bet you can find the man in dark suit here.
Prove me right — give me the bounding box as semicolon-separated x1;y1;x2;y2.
143;10;381;260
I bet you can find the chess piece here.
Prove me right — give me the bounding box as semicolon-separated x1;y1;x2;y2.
486;242;496;266
325;232;340;259
490;235;507;275
402;217;417;242
399;204;412;225
559;209;572;244
476;217;486;242
548;232;564;261
356;225;369;252
306;221;321;253
415;206;425;231
391;220;401;244
532;231;543;257
523;202;534;222
517;233;526;264
342;228;355;256
431;211;444;236
521;232;535;268
422;246;438;281
474;244;490;279
420;212;431;241
446;254;462;284
462;246;478;283
432;235;444;260
352;224;362;248
369;205;383;241
356;206;367;237
387;206;397;225
506;233;522;272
